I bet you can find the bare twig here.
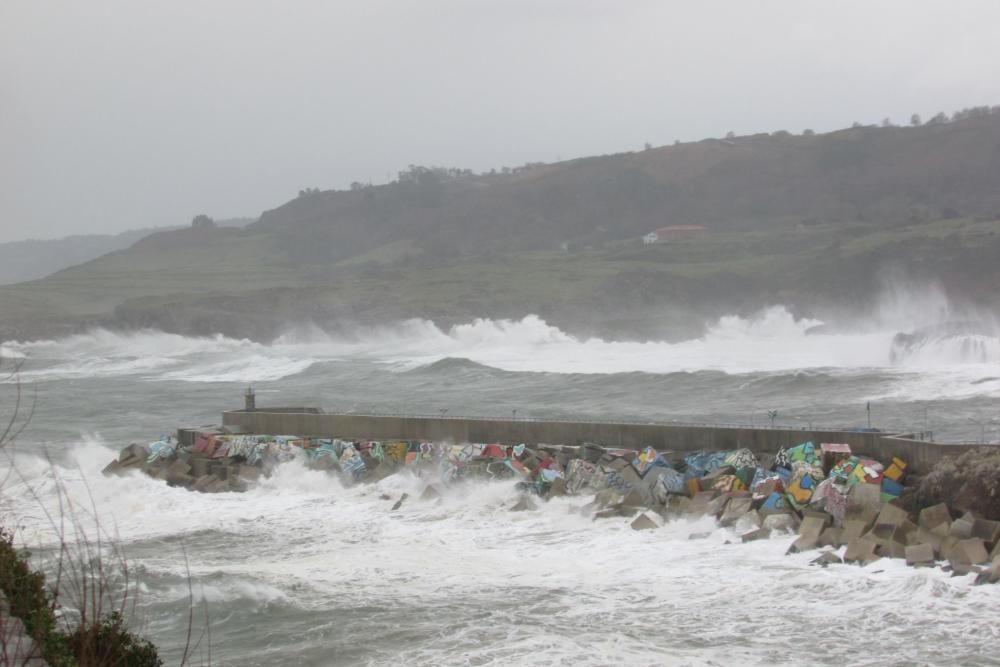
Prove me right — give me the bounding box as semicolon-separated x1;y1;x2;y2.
2;352;210;665
0;356;36;447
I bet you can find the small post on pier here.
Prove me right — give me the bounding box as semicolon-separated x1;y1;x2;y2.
244;385;256;412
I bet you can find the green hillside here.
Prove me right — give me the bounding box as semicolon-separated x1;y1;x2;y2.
3;111;1000;342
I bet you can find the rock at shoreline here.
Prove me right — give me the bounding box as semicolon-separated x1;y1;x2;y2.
761;512;799;534
788;513;830;553
719;497;752;527
741;527;771;543
905;543;935;567
951;538;990;565
918;502;952;531
420;484;444;502
810;550;843;567
973;557;1000;585
844;536;880;566
631;513;660;531
510;496;539;512
391;493;409;511
103;432;1000;576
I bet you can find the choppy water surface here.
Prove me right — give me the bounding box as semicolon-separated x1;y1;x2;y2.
2;306;999;665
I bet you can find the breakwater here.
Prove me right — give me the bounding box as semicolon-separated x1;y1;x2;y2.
217;408;980;474
105;426;1000;581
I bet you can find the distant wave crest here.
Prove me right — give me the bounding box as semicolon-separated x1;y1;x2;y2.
4;301;999;388
406;357;502;375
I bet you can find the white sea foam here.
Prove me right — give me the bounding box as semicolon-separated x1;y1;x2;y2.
1;443;997;665
3;283;998;663
0;310;961;375
5;303;1000;410
155;354;315;383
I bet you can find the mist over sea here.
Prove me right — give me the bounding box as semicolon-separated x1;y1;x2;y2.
2;299;999;665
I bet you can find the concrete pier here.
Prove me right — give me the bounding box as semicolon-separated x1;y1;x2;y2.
217;408;983;474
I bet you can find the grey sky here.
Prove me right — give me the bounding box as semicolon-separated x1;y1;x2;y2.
2;1;999;243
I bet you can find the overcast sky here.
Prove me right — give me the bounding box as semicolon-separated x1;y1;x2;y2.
2;1;999;243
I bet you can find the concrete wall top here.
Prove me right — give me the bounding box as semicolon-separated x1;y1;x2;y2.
219;408;992;473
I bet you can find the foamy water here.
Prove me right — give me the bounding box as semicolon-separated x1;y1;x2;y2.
2;298;1000;664
5;307;1000;402
2;442;997;666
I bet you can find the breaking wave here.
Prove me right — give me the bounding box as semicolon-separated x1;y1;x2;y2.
2;439;998;666
405;356;504;376
4;301;999;386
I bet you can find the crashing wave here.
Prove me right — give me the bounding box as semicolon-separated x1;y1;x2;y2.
889;321;1000;364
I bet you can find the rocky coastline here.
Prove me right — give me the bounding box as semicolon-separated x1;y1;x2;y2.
103;431;1000;583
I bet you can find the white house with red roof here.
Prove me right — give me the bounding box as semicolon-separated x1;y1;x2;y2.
642;225;707;244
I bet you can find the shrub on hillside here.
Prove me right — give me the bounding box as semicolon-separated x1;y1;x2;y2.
0;526;163;666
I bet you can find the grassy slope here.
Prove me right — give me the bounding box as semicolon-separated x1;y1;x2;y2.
0;228;300;324
4;114;1000;341
102;218;1000;339
3;216;999;341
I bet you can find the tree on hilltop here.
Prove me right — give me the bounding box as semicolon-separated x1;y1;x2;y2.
191;214;215;229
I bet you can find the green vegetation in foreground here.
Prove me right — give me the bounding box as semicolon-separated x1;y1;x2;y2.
0;527;162;666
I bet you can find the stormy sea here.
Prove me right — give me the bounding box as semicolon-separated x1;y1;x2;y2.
2;302;999;665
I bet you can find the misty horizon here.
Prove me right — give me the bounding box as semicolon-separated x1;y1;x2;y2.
4;1;1000;243
3;4;1000;665
0;108;995;246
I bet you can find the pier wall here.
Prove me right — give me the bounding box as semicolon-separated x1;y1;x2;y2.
218;409;982;473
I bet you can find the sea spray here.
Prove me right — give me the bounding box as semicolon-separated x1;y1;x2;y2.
4;434;1000;664
6;305;1000;385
